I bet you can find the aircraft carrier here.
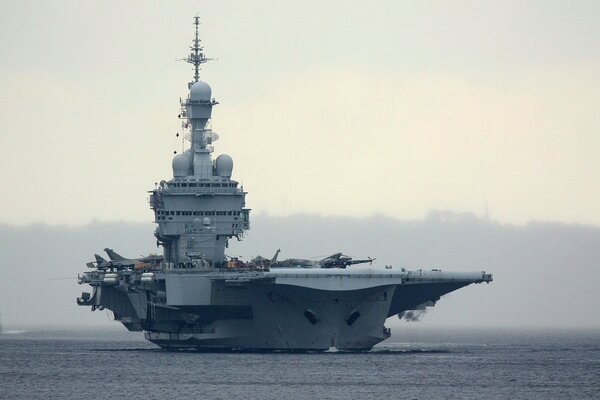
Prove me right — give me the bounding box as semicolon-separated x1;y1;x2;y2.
76;17;493;351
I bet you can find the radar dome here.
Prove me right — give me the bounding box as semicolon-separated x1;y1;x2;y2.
189;81;212;101
215;154;233;178
172;150;192;177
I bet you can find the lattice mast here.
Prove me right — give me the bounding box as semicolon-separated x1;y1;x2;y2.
186;16;210;83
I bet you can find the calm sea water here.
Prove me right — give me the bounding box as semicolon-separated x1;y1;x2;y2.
1;327;599;399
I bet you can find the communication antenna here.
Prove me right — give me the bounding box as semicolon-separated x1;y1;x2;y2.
185;15;212;82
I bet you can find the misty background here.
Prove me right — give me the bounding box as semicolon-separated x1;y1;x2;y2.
1;212;599;329
1;1;599;226
1;1;599;330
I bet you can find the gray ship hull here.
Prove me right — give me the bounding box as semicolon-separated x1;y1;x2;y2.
78;267;492;351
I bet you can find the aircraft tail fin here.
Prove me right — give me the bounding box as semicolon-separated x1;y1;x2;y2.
104;248;127;261
94;254;107;264
271;249;281;263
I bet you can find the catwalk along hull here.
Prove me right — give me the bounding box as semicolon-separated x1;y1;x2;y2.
78;268;492;351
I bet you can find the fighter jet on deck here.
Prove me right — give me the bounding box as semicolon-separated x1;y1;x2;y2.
86;248;162;271
250;249;281;268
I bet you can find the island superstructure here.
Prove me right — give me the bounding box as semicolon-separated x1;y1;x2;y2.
76;17;492;351
152;17;248;268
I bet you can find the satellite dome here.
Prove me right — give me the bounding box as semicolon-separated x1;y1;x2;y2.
215;154;233;178
172;150;192;177
189;81;212;101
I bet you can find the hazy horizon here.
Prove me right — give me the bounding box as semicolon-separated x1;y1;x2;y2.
4;207;600;229
1;212;599;331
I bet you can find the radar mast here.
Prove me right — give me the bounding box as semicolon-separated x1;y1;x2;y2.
186;16;211;83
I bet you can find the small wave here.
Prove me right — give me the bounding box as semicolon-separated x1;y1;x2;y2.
371;348;452;354
91;348;161;352
0;330;28;335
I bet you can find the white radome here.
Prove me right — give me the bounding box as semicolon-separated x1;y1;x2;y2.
189;80;212;101
215;154;233;177
172;150;192;177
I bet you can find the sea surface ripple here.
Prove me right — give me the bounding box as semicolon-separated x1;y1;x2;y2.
1;328;599;399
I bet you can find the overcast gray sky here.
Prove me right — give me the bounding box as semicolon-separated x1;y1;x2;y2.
1;1;599;226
